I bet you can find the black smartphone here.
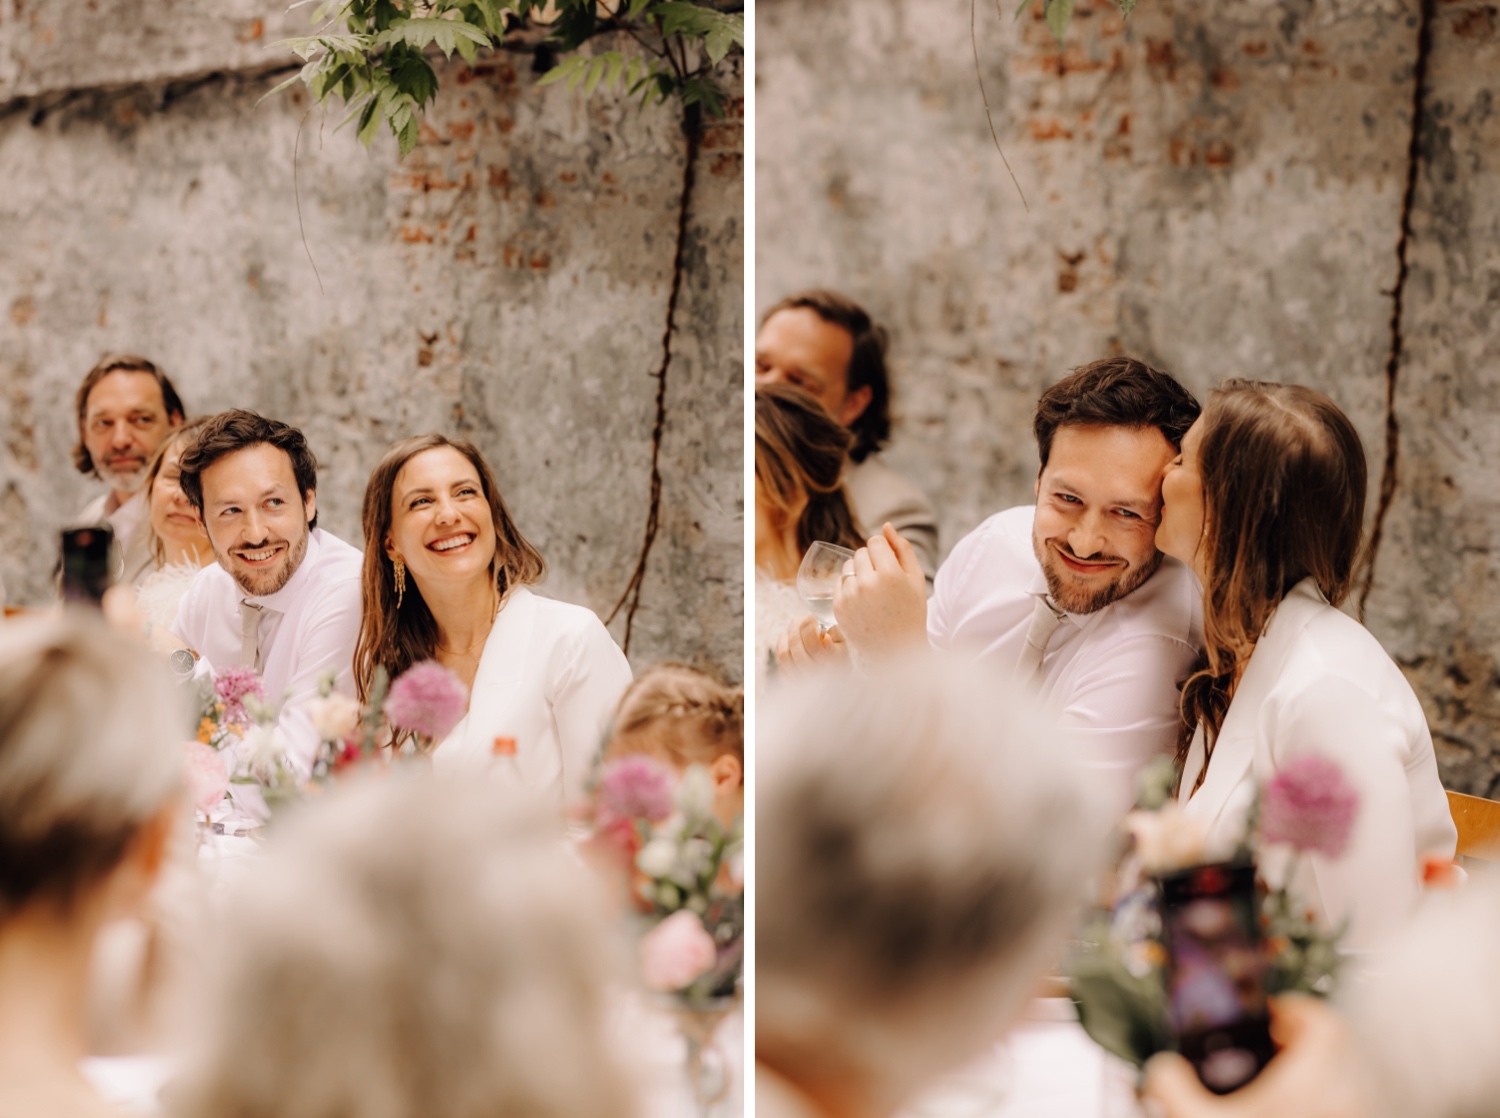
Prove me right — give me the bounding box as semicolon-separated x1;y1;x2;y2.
60;525;115;605
1158;862;1277;1094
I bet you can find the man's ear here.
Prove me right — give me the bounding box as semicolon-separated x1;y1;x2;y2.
839;385;873;428
304;489;318;528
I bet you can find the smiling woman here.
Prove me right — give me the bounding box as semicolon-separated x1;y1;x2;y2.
354;435;632;801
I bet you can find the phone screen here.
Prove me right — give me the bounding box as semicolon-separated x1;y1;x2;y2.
60;526;115;605
1158;862;1276;1094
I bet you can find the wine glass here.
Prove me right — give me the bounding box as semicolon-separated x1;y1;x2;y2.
796;541;856;631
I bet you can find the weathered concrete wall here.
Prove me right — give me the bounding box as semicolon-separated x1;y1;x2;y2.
757;0;1500;792
0;4;744;679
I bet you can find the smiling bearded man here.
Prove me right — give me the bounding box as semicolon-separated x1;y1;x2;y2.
166;410;364;775
813;358;1205;813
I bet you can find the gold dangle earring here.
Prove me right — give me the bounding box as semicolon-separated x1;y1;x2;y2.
393;554;407;608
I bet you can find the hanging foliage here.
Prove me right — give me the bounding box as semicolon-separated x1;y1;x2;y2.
264;0;744;157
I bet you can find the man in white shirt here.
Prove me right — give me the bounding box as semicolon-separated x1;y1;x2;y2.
754;290;940;582
169;410;363;774
71;355;187;586
801;358;1204;811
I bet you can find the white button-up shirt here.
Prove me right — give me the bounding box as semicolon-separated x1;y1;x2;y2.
928;505;1202;810
173;527;364;772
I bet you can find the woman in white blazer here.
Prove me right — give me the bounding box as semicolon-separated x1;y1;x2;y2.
1156;381;1454;950
353;435;631;801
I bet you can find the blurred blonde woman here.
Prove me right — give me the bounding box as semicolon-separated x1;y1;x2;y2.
757;653;1111;1118
754;384;863;683
0;615;184;1118
171;772;636;1118
134;417;213;631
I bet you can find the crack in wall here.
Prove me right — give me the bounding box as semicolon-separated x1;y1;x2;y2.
1357;0;1436;622
604;105;700;654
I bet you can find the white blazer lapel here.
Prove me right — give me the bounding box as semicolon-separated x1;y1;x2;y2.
462;587;535;752
1182;581;1327;838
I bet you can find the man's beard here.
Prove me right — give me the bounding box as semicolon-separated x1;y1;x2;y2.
216;526;310;598
1036;541;1162;615
99;458;149;495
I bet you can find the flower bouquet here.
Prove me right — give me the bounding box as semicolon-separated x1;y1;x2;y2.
305;659;469;778
581;754;743;1115
185;667;300;826
1068;753;1361;1070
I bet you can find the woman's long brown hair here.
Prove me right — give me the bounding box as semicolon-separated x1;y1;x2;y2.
754;383;864;561
1177;381;1368;794
353;435;546;703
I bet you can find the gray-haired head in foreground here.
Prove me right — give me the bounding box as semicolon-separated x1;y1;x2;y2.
756;653;1111;1101
0;614;185;920
171;772;635;1118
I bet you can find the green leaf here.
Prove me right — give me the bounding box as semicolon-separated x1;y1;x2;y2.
604;51;624;91
1114;0;1138;14
455;31;479;62
398;114;421;157
356;96;382;147
655;0;717;37
378;16;492;59
536;55;587;88
703;13;743;65
391;53;439;105
583;56;607;96
1013;0;1036;19
625;56;643;90
627;0;655;16
472;0;507;35
256;59;318;107
679;76;725;116
1044;0;1074;44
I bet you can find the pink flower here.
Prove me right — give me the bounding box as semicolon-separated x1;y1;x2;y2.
639;910;719;992
215;667;266;726
184;743;228;814
384;661;469;741
598;756;676;824
1260;755;1360;857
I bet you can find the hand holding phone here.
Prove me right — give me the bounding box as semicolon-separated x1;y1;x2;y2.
1159;862;1277;1094
60;526;116;606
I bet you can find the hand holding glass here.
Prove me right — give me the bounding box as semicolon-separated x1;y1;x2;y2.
796;542;856;631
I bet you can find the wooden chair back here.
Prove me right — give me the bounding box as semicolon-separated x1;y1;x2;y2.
1447;790;1500;863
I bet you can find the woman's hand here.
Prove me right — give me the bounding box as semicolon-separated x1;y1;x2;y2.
774;615;848;672
831;523;928;655
1143;995;1369;1118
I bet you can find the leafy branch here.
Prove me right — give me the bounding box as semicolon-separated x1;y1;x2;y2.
264;0;743;157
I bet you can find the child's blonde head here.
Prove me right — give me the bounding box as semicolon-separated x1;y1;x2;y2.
610;663;743;770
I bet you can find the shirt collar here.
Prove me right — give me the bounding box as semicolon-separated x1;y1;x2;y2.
1025;568;1087;631
244;527;322;611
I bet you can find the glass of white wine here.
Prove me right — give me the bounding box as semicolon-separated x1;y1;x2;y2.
796;541;857;631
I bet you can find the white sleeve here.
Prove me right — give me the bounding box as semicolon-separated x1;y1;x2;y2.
926;526;986;652
550;619;634;802
272;582;364;777
1055;633;1197;815
1268;675;1430;950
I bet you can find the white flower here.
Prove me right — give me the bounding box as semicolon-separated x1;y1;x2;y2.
1124;804;1207;875
676;764;715;819
306;692;362;743
636;838;678;879
679;837;714;878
